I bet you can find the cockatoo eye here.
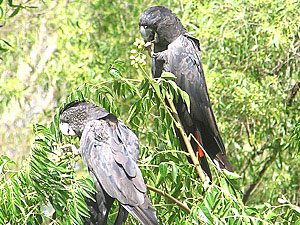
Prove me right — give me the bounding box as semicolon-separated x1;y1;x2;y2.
140;26;154;42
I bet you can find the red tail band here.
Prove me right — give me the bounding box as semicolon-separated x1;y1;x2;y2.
195;132;204;158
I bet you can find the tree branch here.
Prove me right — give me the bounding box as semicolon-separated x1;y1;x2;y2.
239;149;263;175
146;185;191;214
287;81;300;106
242;147;279;203
145;73;207;182
165;92;207;182
239;144;268;175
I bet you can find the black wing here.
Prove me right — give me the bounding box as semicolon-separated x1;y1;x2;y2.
80;119;158;225
154;34;233;172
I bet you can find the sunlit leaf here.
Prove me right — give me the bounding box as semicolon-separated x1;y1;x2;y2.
9;7;20;18
161;72;176;80
159;163;168;178
171;164;178;181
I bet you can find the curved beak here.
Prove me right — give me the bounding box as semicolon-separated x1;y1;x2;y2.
140;26;154;42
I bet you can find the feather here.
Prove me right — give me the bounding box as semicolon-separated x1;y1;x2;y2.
80;119;158;224
60;101;158;224
139;6;233;180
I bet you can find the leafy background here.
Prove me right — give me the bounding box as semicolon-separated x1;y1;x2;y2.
0;0;300;224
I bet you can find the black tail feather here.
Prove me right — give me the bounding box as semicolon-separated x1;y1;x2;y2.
122;198;158;225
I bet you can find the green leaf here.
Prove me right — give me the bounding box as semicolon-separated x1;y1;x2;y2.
0;39;11;47
9;7;20;18
76;89;84;100
178;89;190;113
292;205;300;214
151;81;162;100
70;93;75;101
161;72;176;80
171;164;178;181
84;85;90;99
199;205;214;223
0;7;4;20
159;163;168;178
141;81;149;98
109;68;122;79
265;210;277;220
50;122;56;135
76;198;89;217
222;170;241;180
167;80;178;94
159;107;165;121
0;46;8;52
154;117;159;129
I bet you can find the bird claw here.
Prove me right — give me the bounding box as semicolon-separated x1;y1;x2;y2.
61;144;81;157
144;41;152;49
151;51;166;62
151;52;158;58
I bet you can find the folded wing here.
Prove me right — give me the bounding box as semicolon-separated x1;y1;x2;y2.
80;119;158;225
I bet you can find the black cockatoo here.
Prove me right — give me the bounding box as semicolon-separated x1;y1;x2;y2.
139;6;233;179
59;100;158;225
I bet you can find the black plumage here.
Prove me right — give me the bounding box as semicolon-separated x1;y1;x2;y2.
59;101;158;225
139;6;233;179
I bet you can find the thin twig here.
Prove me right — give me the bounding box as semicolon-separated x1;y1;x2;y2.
287;81;300;106
242;147;279;203
165;92;207;182
239;119;257;174
141;62;206;180
141;67;206;181
244;118;255;151
147;185;191;214
239;148;266;175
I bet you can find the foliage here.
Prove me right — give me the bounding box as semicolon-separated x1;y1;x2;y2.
2;53;300;223
0;0;179;166
181;0;300;206
0;0;39;56
185;0;300;79
0;0;300;224
0;120;95;224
